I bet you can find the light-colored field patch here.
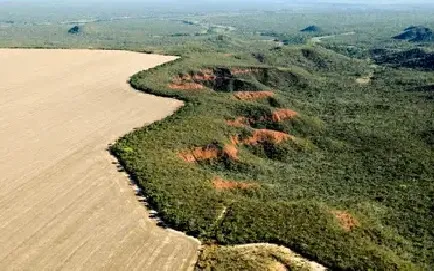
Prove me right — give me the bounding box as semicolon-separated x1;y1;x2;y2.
0;49;198;271
233;244;327;271
311;31;355;44
356;71;374;85
355;77;371;85
198;243;327;271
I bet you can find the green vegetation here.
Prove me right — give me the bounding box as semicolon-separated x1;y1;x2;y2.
110;42;434;270
393;26;433;42
3;4;434;270
372;48;434;70
68;26;81;34
300;25;322;33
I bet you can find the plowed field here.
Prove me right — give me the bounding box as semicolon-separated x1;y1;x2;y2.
0;49;198;271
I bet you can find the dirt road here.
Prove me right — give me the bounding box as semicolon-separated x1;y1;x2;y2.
0;49;198;271
310;31;356;44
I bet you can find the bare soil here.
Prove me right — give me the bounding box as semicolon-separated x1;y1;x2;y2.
222;243;327;271
240;129;293;145
178;144;239;163
226;116;251;127
331;210;359;232
233;91;274;100
272;109;299;122
226;109;297;128
0;49;199;271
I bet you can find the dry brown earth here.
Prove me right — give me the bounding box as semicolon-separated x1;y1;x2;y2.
231;244;327;271
0;49;198;271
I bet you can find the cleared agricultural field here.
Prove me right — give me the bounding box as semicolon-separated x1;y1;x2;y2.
0;49;198;270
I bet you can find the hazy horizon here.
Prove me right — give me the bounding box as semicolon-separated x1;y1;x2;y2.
2;0;434;8
1;0;434;21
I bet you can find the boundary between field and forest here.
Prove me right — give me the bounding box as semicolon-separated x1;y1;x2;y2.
110;56;329;270
109;46;433;270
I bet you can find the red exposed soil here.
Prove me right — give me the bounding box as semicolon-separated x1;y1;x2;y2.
230;135;240;145
243;129;292;145
226;108;298;128
229;129;292;146
272;109;298;122
223;144;239;160
172;69;216;84
331;211;359;232
192;74;215;81
193;69;216;81
178;145;219;163
178;152;197;163
233;91;274;100
168;83;204;90
226;117;251;127
178;144;239;163
212;176;258;191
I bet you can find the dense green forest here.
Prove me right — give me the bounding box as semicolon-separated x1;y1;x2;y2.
2;5;433;270
111;45;434;270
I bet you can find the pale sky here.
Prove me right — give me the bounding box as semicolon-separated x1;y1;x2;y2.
1;0;433;11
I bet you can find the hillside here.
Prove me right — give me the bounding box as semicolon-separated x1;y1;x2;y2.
372;48;434;70
300;25;321;32
68;26;81;34
393;26;434;42
111;47;434;270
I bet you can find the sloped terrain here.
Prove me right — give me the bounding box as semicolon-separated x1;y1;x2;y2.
300;25;322;33
112;47;434;270
197;244;327;271
393;26;434;42
372;48;434;70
